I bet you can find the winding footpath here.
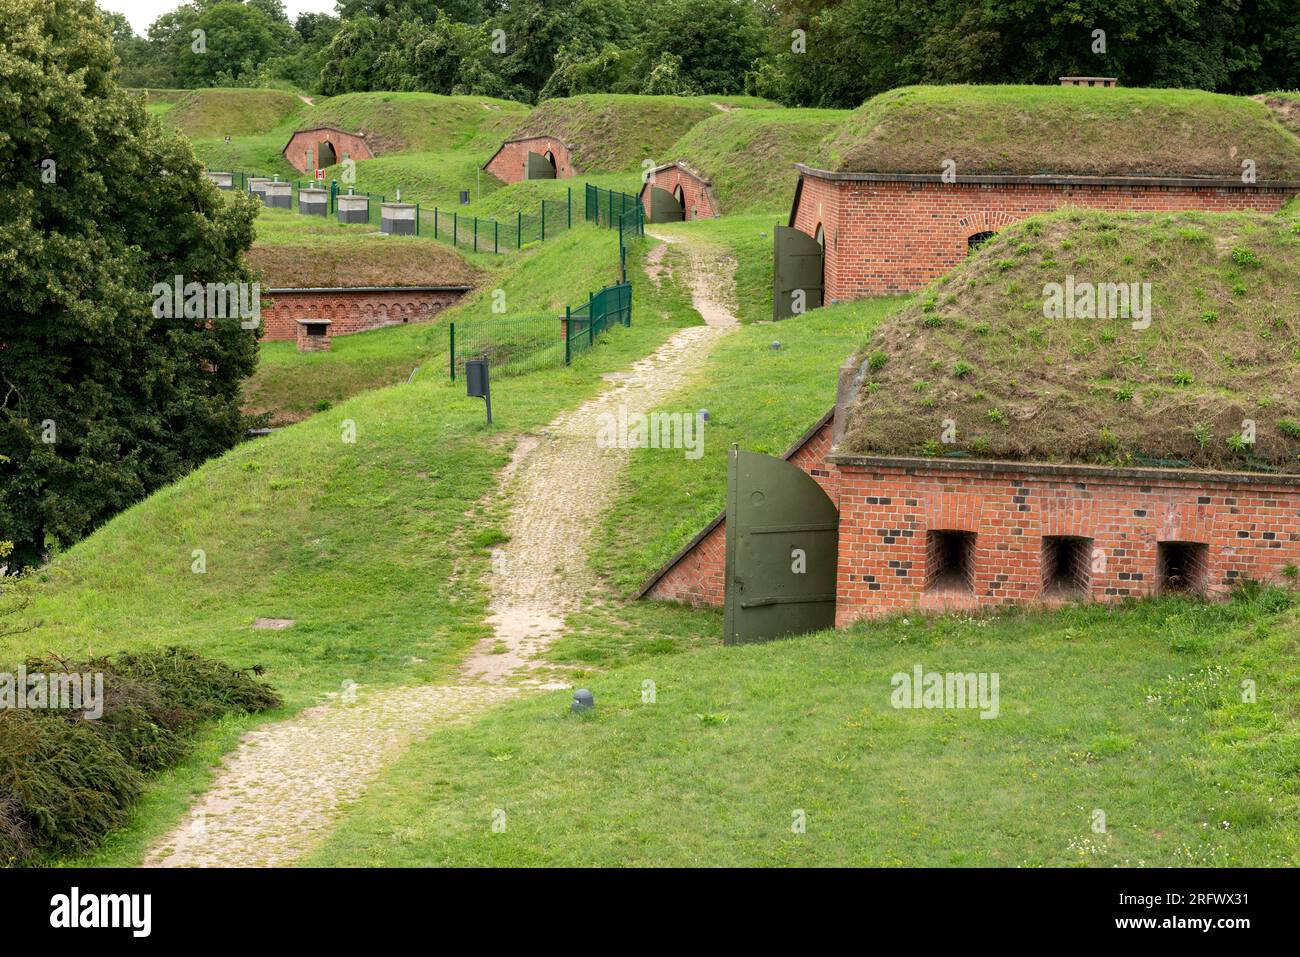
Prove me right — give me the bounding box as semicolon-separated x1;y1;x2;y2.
143;230;738;867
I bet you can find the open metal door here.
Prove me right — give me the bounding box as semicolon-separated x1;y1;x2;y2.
723;448;838;645
526;151;556;179
773;225;824;320
648;185;685;223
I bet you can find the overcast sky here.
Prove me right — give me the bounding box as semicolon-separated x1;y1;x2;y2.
101;0;339;34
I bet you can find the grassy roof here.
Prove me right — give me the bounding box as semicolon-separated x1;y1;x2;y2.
161;88;306;139
666;107;846;212
824;85;1300;180
838;205;1300;471
1257;92;1300;138
248;233;482;289
507;94;775;173
297;92;528;155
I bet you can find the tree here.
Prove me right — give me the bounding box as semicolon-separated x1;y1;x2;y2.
0;0;262;568
643;0;766;95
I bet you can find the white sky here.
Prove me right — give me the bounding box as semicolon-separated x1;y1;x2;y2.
100;0;339;35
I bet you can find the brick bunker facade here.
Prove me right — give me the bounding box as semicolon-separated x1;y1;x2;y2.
283;127;374;175
644;422;1300;624
259;287;469;342
640;162;721;220
484;136;575;184
789;168;1298;299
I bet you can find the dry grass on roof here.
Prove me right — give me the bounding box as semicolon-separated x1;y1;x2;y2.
838;204;1300;472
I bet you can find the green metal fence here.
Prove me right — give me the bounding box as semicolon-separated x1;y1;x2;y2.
585;184;641;228
566;281;632;363
450;281;633;381
429;190;572;254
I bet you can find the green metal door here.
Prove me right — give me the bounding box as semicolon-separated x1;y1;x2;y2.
723;448;838;644
648;185;684;223
773;225;824;320
526;151;556;179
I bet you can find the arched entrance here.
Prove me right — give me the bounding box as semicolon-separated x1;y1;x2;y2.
966;230;996;253
318;140;337;170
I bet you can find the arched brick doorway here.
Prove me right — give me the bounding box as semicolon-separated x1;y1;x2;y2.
967;230;996;253
318;140;336;169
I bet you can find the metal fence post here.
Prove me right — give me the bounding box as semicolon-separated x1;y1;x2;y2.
565;306;571;365
588;292;595;349
567;187;572;228
416;203;420;236
541;201;546;242
453;211;458;248
449;322;455;381
434;207;438;239
494;220;499;254
474;217;478;252
517;211;521;249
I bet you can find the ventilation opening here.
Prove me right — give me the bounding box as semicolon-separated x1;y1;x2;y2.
1158;541;1209;596
1041;536;1092;596
967;231;995;253
925;531;976;593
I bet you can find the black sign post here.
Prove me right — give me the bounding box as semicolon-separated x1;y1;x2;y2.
465;358;492;425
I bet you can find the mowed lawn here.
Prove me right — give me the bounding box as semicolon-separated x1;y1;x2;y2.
307;588;1300;867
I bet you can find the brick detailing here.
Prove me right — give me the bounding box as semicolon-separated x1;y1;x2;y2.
644;418;837;606
790;172;1297;299
484;136;575;184
260;287;468;342
283;128;374;175
834;460;1300;624
640;163;721;220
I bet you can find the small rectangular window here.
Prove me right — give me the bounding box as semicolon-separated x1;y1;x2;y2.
1042;536;1092;596
1157;541;1209;596
925;531;975;594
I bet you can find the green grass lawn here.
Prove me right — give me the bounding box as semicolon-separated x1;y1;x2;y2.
649;213;787;324
8;227;695;865
305;587;1300;866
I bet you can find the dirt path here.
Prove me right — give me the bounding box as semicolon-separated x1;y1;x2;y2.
144;232;737;867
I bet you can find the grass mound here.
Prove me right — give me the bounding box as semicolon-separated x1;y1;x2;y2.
1257;92;1300;137
298;92;528;155
247;211;484;288
667;108;846;212
840;206;1300;469
163;88;307;139
824;85;1300;180
508;94;774;173
0;648;280;865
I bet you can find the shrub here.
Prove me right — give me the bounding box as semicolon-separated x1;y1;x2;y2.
1277;419;1300;440
0;710;142;855
0;794;35;867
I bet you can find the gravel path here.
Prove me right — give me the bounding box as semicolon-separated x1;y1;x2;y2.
143;232;738;867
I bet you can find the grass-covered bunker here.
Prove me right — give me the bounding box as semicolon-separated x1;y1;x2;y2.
650;204;1300;625
779;86;1300;315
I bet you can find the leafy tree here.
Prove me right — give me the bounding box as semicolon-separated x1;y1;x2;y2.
643;0;766;95
174;1;292;86
0;0;261;568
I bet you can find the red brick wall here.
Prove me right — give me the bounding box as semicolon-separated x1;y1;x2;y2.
646;420;837;606
485;137;575;184
284;129;374;175
834;460;1300;624
792;175;1296;299
260;288;466;342
641;166;720;220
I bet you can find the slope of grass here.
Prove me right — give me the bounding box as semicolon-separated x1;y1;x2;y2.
826;85;1300;179
162;88;307;139
508;94;775;173
305;586;1300;867
668;107;846;212
648;213;784;324
840;207;1300;469
298;92;528;155
8;232;695;865
1257;91;1300;137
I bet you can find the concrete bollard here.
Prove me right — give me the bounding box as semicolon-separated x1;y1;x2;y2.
207;171;234;190
337;193;369;225
298;187;328;217
263;180;292;210
248;177;271;203
380;202;417;236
